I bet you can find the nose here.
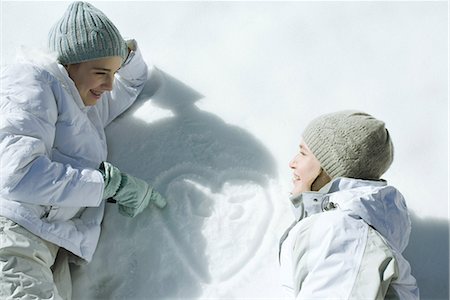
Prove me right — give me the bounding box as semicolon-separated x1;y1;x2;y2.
102;74;114;91
289;155;297;169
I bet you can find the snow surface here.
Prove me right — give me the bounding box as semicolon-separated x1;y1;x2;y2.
1;1;449;299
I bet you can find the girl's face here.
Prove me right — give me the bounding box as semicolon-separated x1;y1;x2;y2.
66;56;123;106
289;140;322;196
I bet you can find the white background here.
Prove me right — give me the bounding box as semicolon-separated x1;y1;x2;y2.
1;1;448;299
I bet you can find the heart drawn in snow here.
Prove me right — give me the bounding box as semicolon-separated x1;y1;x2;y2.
153;163;274;283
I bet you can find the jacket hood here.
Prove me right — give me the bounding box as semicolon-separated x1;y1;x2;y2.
13;46;87;111
324;177;412;252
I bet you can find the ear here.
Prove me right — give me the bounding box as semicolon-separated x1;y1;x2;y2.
311;169;331;191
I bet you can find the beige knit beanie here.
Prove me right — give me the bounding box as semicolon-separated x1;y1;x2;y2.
302;110;394;180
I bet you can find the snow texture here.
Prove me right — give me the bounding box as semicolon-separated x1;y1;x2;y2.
70;69;287;299
1;1;448;299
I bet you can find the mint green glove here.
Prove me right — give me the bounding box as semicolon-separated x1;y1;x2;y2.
100;162;167;217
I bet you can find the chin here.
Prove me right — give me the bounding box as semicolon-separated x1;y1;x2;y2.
82;98;97;106
291;187;301;197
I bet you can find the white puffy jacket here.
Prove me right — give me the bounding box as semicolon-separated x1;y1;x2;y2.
0;43;148;262
279;177;419;299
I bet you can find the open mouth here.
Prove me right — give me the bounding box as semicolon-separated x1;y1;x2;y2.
90;90;102;97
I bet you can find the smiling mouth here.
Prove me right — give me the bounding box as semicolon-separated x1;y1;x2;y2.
90;90;102;97
292;174;301;181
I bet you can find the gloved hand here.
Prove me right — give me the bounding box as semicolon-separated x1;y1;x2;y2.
99;162;167;217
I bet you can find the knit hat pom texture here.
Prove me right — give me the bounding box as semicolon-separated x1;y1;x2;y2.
302;110;394;180
48;1;128;65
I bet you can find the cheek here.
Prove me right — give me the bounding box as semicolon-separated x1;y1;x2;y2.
71;73;88;91
91;78;105;89
307;159;321;174
300;159;319;175
77;82;90;96
80;77;100;92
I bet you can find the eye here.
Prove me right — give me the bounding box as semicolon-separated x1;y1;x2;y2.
298;147;306;156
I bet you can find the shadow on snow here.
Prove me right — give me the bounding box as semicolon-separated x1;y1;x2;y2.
404;213;449;300
70;67;278;299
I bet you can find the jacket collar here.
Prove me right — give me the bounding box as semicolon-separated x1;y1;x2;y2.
289;177;411;252
14;46;89;112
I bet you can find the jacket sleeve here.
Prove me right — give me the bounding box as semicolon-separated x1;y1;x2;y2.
0;64;104;207
97;39;149;126
291;211;397;299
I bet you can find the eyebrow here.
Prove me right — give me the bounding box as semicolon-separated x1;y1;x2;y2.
93;66;122;73
92;67;112;72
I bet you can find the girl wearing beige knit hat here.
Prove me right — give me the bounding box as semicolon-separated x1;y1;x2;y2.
279;110;419;299
0;2;166;299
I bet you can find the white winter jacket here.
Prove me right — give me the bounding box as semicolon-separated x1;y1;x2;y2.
279;177;419;299
0;43;148;262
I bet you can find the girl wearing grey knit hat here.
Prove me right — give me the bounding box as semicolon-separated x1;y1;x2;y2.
0;2;166;299
279;110;419;299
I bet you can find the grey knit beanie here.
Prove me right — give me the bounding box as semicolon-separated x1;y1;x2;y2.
302;110;394;180
48;1;128;65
